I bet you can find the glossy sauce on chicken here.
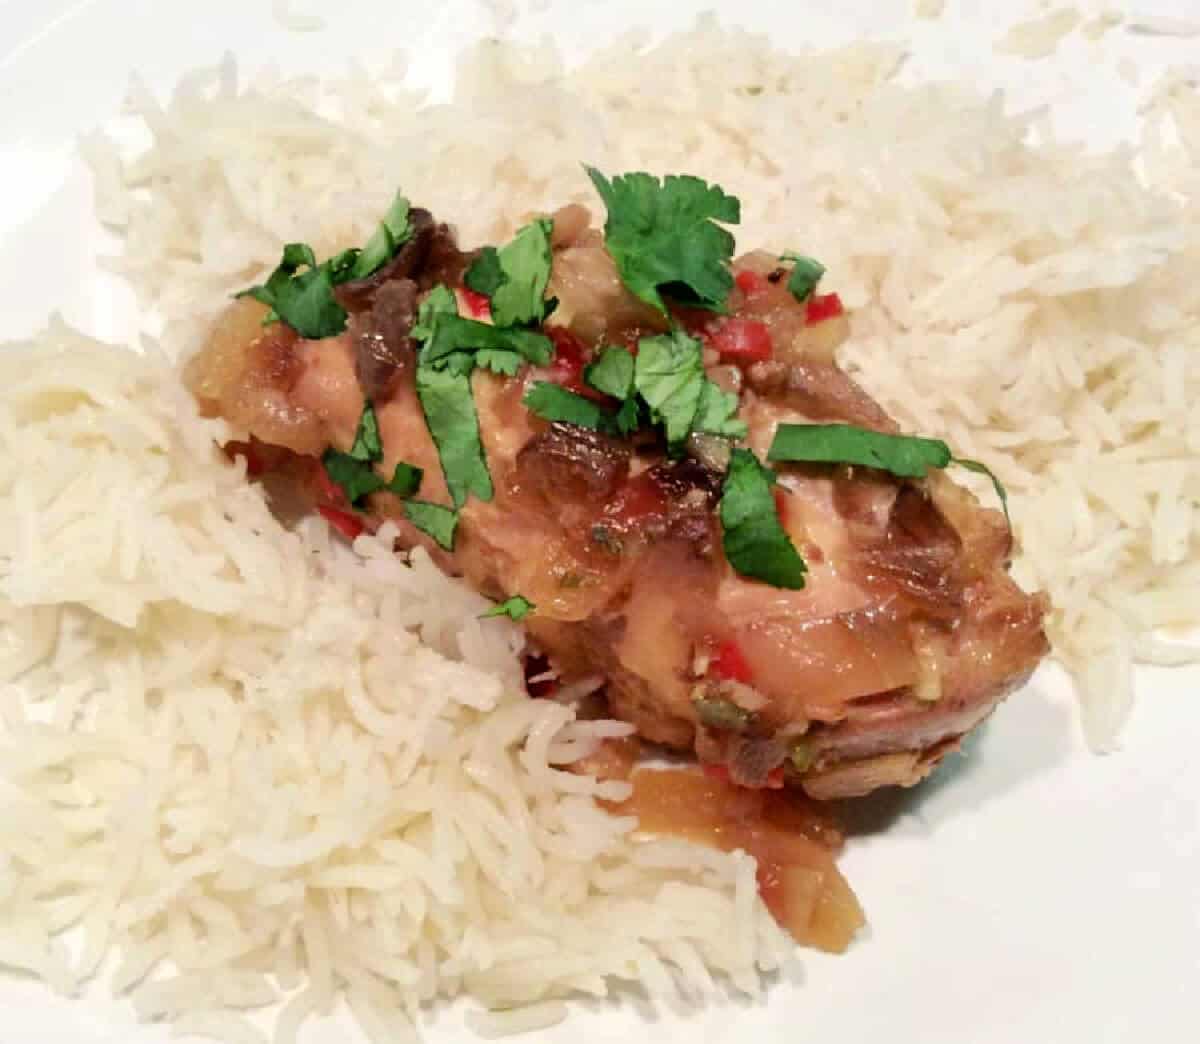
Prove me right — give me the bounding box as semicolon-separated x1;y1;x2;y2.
186;201;1048;802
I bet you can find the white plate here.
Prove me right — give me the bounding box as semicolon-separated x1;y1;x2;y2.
1;2;1198;1041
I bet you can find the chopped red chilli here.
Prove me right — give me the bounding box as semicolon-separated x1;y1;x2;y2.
318;505;366;541
708;317;774;363
805;292;845;325
711;638;755;684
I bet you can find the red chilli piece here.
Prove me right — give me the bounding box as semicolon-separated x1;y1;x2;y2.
707;317;774;363
546;326;609;402
735;269;770;298
711;639;754;685
318;505;365;542
805;292;844;325
461;286;491;320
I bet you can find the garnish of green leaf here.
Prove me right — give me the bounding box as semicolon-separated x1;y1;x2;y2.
237;242;348;339
719;449;807;590
464;218;555;327
403;500;459;550
634;329;747;445
236;190;415;339
585;166;740;314
523;382;614;432
412;284;459;341
414;367;493;509
422;315;553;372
693;697;752;732
321;401;423;506
482;595;535;621
350;191;412;280
780;251;826;303
584;346;635;400
767;423;1010;524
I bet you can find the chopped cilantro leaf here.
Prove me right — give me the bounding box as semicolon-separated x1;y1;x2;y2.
952;457;1011;526
523;382;613;431
767;423;952;478
584;346;635;400
404;500;458;550
781;252;826;303
475;349;523;376
633;329;706;445
415;367;493;508
585;166;740;314
768;423;1011;524
412;284;459;341
614;396;641;436
719;449;807;590
385;461;423;499
482;595;534;621
464;218;555;327
349;401;383;462
351;191;412;280
694;380;748;439
422;315;553;371
322;448;385;506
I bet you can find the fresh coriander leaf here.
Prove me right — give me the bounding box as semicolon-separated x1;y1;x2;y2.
465;247;505;297
349;401;383;462
351;191;412;280
767;423;952;478
781;252;826;303
953;457;1011;526
694;380;747;439
322;449;385;507
465;219;555;327
482;595;534;621
614;396;641;436
523;382;612;431
404;500;459;550
237;243;348;339
415;367;493;508
719;449;807;590
584;346;635;400
439;351;478;377
412;284;460;341
475;349;523;376
385;461;423;499
423;315;553;371
585;166;740;314
633;328;705;445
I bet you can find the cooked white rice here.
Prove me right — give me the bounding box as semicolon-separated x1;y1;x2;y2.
2;15;1198;1044
0;322;791;1040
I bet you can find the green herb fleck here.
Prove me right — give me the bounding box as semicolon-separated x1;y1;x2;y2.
350;191;411;280
780;252;826;303
585;166;740;315
523;382;613;432
403;500;459;550
414;367;493;508
694;380;748;439
719;449;807;589
693;696;752;732
952;456;1011;526
584;346;635;400
464;218;555;327
321;401;422;507
482;595;535;621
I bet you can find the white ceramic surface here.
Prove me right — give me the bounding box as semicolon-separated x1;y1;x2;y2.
1;2;1197;1041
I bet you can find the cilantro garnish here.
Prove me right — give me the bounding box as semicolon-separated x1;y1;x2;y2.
237;191;413;339
767;423;1010;523
350;191;412;281
719;449;808;590
523;383;614;431
585;167;740;314
421;315;553;374
584;346;635;400
464;218;556;327
414;367;493;509
633;329;748;446
321;401;423;507
780;252;826;303
403;500;459;550
481;595;535;621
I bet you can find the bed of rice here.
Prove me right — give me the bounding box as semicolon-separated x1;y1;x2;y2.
2;14;1198;1044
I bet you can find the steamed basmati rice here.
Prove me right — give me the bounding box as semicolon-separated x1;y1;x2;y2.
0;322;792;1040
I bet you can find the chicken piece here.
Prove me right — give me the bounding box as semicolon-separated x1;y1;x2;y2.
187;204;1048;799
